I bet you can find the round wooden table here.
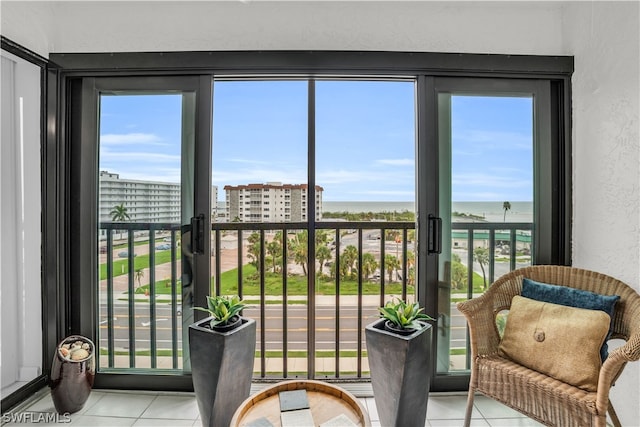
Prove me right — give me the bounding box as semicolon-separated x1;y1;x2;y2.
230;380;371;427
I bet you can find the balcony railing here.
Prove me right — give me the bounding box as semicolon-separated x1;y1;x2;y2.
97;220;532;378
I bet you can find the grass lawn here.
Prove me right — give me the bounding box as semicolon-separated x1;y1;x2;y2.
218;264;413;296
100;250;175;280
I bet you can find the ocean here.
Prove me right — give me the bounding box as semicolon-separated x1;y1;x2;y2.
322;201;533;222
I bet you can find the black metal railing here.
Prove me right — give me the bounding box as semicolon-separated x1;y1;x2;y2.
98;220;532;378
98;222;182;370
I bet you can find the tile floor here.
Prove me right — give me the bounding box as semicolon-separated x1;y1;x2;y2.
2;388;544;427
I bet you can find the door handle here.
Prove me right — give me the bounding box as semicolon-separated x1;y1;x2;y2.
190;214;205;255
428;214;442;254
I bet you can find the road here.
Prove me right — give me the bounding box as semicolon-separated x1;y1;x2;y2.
98;302;469;353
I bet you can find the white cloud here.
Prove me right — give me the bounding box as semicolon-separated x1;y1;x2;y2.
213;167;307;186
376;158;414;166
100;133;163;145
452;172;531;189
100;151;180;163
358;190;415;197
454;129;532;150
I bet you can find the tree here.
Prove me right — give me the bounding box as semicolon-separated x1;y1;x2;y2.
110;202;131;221
503;201;511;222
450;253;468;290
247;232;262;273
360;252;378;280
342;245;358;278
315;245;332;276
384;254;401;283
289;231;308;276
266;239;282;273
134;268;144;289
473;247;490;290
109;203;131;240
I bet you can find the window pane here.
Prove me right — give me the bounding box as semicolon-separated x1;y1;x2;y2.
98;93;187;371
316;80;416;377
213;81;308;224
438;94;534;374
212;80;309;377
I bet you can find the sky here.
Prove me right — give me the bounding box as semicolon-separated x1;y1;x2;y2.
99;79;533;203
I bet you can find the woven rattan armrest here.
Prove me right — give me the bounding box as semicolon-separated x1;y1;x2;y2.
456;274;522;357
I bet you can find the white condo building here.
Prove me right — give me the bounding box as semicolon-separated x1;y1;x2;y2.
99;171;218;223
224;182;323;222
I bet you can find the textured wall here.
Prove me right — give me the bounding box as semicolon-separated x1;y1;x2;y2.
562;3;640;423
2;1;564;56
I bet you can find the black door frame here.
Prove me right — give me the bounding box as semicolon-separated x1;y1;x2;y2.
48;50;572;392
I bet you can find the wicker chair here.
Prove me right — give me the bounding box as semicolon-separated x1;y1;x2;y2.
456;265;640;427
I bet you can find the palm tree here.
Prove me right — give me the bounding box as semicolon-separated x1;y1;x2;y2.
134;268;144;289
342;245;358;278
247;232;262;273
315;245;331;276
384;254;401;283
109;203;130;240
503;201;511;222
110;202;130;221
473;247;490;290
450;253;468;290
360;252;378;280
289;231;308;276
266;239;282;273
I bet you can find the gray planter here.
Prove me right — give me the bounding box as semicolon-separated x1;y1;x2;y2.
365;319;433;427
189;316;256;427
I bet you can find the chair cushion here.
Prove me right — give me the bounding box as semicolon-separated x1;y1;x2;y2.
498;295;610;392
521;277;620;360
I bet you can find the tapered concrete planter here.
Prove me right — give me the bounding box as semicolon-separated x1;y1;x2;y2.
365;319;432;427
189;316;256;427
49;335;95;414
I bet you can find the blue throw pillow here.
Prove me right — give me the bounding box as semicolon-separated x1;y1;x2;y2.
521;278;620;361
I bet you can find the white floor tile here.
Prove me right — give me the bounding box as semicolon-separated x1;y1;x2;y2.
70;415;137;426
428;419;490;427
486;417;545;426
473;395;526;419
363;397;379;422
133;418;196;426
4;388;559;426
139;395;199;420
427;395;482;420
84;393;155;418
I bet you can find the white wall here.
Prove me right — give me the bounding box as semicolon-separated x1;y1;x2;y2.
2;1;565;56
562;2;640;422
1;0;638;422
0;50;43;392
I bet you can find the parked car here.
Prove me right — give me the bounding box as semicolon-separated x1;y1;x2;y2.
156;244;171;251
117;251;137;258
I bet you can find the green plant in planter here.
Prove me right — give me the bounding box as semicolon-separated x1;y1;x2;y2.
378;298;434;331
194;295;246;328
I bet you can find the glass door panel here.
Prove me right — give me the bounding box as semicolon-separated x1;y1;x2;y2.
315;80;416;378
211;80;308;377
97;91;197;372
437;90;534;375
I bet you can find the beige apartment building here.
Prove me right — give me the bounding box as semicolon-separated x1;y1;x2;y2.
224;182;323;222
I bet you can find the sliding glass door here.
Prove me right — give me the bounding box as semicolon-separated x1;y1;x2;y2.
428;77;556;386
57;52;571;392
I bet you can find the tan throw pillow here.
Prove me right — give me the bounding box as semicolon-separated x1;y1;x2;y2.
498;295;610;392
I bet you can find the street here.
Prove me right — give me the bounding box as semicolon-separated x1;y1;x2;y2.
98;302;469;353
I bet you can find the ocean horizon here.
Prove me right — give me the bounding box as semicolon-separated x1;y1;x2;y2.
322;201;533;222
